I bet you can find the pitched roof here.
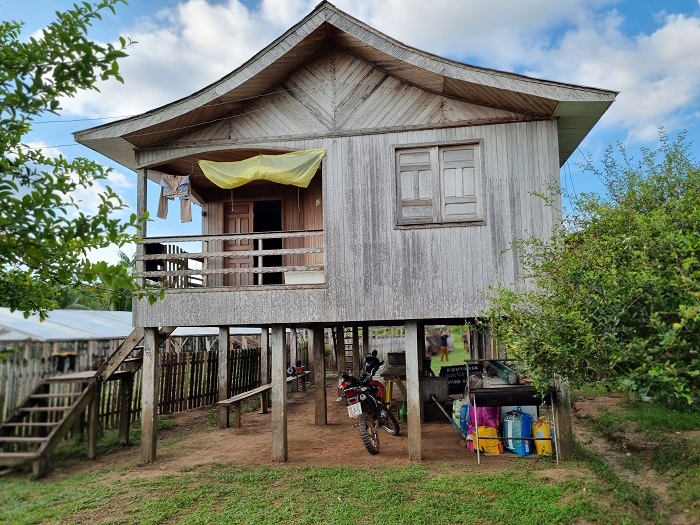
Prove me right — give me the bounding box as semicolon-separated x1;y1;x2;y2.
75;1;616;167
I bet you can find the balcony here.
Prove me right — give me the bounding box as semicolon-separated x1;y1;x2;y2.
135;230;325;291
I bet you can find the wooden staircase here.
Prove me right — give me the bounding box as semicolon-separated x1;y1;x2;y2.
0;326;174;477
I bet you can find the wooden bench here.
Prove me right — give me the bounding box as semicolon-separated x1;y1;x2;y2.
218;372;311;428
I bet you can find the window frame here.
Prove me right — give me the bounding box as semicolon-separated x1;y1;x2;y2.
394;140;485;228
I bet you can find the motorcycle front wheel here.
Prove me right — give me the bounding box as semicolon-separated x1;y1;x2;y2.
358;413;380;454
379;407;400;436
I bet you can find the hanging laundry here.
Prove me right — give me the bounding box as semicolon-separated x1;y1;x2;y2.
157;174;192;223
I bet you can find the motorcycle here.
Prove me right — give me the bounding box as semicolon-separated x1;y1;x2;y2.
339;351;401;454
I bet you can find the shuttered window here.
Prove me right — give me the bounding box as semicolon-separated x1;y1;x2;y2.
396;143;482;225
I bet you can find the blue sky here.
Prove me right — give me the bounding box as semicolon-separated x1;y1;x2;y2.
4;0;700;262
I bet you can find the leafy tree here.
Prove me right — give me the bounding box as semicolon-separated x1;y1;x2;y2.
0;0;144;318
481;133;699;409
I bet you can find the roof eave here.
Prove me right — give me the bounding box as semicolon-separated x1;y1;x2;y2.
555;99;615;166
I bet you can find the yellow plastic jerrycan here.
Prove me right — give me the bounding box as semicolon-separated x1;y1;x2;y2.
532;417;553;456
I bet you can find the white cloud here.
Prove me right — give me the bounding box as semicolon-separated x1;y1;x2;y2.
524;12;700;142
63;0;296;118
335;0;615;69
60;0;700;146
26;141;135;220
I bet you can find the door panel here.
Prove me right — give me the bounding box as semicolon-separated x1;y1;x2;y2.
224;203;254;286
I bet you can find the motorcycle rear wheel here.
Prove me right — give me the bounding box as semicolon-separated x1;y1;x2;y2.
379;407;400;436
358;413;380;454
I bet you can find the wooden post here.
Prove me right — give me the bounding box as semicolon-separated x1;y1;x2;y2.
87;381;101;459
260;326;270;414
553;374;574;461
352;326;361;377
289;328;298;367
140;327;159;465
218;326;231;428
312;326;327;426
118;374;134;445
271;325;287;462
290;328;299;391
32;457;47;479
417;321;426;423
335;324;345;376
361;324;370;357
405;321;422;461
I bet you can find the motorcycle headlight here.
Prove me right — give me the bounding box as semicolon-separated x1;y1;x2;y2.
359;393;366;401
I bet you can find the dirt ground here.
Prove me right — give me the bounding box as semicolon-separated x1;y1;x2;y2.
49;381;529;481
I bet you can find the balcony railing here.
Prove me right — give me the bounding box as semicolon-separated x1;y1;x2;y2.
135;230;325;290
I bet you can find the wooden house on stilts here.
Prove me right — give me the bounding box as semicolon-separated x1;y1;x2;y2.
75;2;616;463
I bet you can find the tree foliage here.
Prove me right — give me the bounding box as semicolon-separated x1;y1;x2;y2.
481;133;700;409
0;0;143;318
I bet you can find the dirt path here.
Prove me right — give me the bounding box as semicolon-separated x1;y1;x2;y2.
572;394;692;525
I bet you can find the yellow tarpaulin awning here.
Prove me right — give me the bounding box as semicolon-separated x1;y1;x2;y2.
199;149;326;189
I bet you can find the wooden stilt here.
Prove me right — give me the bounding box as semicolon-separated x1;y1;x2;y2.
218;326;231;428
260;326;270;414
417;321;426;423
405;321;422;461
271;325;287;462
335;324;345;375
118;374;134;446
87;381;101;459
352;326;361;377
289;328;298;366
312;326;327;425
32;457;46;479
361;324;370;358
140;327;159;465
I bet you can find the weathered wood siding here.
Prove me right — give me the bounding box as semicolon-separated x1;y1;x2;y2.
135;119;559;327
136;48;533;169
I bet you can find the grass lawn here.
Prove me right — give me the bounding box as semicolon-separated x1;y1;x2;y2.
2;375;698;524
0;462;650;524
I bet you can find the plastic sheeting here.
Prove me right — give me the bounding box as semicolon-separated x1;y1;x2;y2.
199;148;325;189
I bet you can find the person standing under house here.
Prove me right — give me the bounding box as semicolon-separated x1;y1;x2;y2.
462;330;469;356
439;329;450;362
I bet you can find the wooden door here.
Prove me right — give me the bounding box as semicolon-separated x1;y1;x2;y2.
224;203;254;286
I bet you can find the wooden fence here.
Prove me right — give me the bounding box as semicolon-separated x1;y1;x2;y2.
2;338;310;431
94;346;264;429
